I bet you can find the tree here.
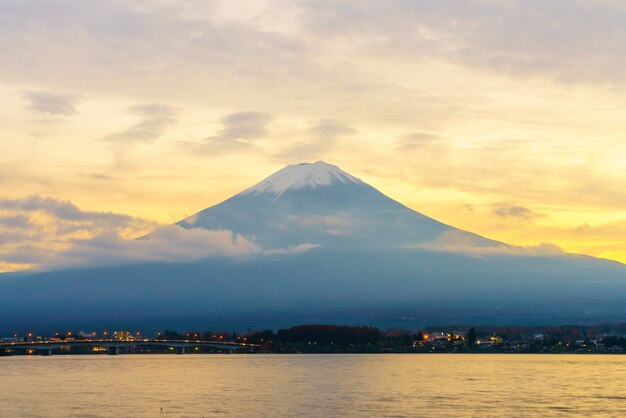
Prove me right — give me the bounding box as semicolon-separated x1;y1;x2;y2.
247;329;275;344
466;328;477;348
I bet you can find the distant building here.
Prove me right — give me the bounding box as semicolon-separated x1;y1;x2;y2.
430;332;449;341
490;335;503;344
113;331;132;341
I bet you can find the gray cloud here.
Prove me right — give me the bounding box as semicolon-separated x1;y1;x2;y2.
51;227;263;268
22;91;77;115
210;111;274;144
0;194;318;271
0;230;30;245
0;2;310;91
307;118;357;139
0;214;30;229
2;225;318;271
58;226;317;268
276;118;357;161
301;0;626;83
2;0;626;114
494;204;541;220
0;194;156;233
0;195;129;223
181;111;273;154
395;132;445;151
0;194;154;270
103;104;177;143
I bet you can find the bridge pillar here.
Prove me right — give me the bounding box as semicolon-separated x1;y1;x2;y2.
176;346;185;355
108;346;120;355
40;349;53;356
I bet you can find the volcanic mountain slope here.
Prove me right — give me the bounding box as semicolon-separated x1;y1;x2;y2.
175;161;501;250
1;161;625;333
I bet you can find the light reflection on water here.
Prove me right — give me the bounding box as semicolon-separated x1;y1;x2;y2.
1;354;626;417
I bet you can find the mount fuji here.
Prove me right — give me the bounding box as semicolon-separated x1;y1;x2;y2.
175;161;499;250
1;161;625;333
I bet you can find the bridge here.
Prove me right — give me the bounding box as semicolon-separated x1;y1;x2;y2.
0;339;260;355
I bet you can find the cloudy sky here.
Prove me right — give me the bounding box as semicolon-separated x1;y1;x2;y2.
1;0;626;271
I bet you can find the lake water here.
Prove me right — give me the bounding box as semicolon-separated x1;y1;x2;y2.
1;354;626;417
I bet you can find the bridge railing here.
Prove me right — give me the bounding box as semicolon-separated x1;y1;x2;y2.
0;339;260;355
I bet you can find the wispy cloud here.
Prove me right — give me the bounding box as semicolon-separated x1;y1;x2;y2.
395;132;445;151
493;204;541;220
410;230;564;258
22;91;78;115
211;111;274;143
6;1;626;86
104;104;177;143
181;111;273;153
302;0;626;83
276;118;356;161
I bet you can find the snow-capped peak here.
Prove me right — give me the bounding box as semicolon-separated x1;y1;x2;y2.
240;161;364;198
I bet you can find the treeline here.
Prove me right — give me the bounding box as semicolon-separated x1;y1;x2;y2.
253;325;384;353
158;324;421;353
153;323;626;354
602;336;626;350
277;324;381;345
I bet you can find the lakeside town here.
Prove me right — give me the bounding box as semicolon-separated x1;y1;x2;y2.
3;323;626;356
